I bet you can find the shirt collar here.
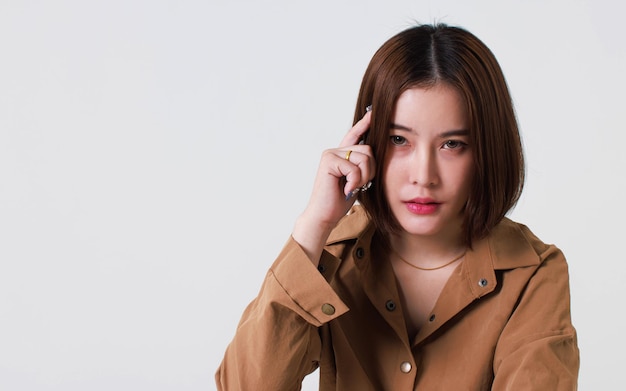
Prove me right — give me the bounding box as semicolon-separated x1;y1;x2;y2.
479;217;542;270
327;205;373;245
327;206;541;272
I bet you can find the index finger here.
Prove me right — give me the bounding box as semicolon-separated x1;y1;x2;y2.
339;110;372;148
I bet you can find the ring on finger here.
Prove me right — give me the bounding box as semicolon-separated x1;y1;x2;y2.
345;150;353;161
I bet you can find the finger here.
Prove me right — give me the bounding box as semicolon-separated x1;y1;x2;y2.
336;148;375;195
339;145;375;177
339;111;371;148
339;162;364;197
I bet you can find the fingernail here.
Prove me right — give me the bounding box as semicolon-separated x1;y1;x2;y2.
345;188;361;200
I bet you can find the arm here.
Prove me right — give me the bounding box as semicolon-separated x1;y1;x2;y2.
216;111;374;390
215;238;349;390
292;110;373;265
493;246;580;390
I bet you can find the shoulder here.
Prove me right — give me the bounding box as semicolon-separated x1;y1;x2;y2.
485;218;564;270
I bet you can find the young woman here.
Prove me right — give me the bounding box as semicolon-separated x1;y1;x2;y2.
216;24;579;390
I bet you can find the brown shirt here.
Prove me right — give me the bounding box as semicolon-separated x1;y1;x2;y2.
216;206;579;390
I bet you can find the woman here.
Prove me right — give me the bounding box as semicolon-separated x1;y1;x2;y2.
216;23;579;390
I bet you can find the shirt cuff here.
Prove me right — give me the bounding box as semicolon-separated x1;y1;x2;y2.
269;236;349;326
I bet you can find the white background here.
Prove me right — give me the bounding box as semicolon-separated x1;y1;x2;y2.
1;0;624;390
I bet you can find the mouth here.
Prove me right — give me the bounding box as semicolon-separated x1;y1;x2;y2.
404;198;441;215
407;197;438;204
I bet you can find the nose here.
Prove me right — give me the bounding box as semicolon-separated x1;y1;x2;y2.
409;148;438;187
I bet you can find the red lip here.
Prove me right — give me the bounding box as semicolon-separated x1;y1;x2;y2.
407;197;438;204
404;198;441;215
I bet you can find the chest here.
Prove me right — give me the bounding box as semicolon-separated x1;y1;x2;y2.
390;261;459;338
324;262;521;391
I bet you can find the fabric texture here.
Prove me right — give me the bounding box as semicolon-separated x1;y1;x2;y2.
216;205;579;390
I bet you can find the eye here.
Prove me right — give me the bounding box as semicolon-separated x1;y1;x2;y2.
443;140;467;150
390;135;407;146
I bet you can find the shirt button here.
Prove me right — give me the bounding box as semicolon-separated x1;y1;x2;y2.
429;314;436;322
400;361;412;373
478;278;488;287
317;264;326;273
385;300;396;311
355;247;365;259
321;303;335;315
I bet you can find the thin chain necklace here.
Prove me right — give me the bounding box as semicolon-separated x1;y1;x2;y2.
391;247;466;271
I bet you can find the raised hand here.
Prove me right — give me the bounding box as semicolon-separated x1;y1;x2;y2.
292;110;376;264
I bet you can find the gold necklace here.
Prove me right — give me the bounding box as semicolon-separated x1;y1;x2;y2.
391;248;466;271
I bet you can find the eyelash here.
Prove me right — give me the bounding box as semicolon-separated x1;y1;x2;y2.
442;140;468;150
390;135;407;145
389;135;468;150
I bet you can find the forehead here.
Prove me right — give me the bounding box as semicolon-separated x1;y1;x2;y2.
392;84;468;132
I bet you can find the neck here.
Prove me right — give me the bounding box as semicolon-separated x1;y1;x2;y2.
389;230;466;268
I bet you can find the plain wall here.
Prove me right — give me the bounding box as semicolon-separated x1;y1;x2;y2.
1;0;624;389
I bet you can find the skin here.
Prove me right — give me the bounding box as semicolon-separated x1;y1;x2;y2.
385;83;473;264
292;111;374;265
292;83;473;276
383;84;474;336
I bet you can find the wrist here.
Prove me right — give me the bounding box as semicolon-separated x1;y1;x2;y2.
292;212;335;265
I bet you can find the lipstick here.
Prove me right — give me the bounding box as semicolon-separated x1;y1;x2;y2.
405;198;440;215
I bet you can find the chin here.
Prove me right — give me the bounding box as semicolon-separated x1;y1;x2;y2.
397;221;443;237
396;214;462;239
403;228;442;238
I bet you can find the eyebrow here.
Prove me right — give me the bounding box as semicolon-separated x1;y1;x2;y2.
390;123;469;138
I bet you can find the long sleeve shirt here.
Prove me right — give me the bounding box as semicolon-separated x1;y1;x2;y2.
216;206;579;390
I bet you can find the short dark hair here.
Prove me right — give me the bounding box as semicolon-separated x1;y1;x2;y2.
355;23;524;246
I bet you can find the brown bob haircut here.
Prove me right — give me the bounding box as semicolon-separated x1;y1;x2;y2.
356;23;524;247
